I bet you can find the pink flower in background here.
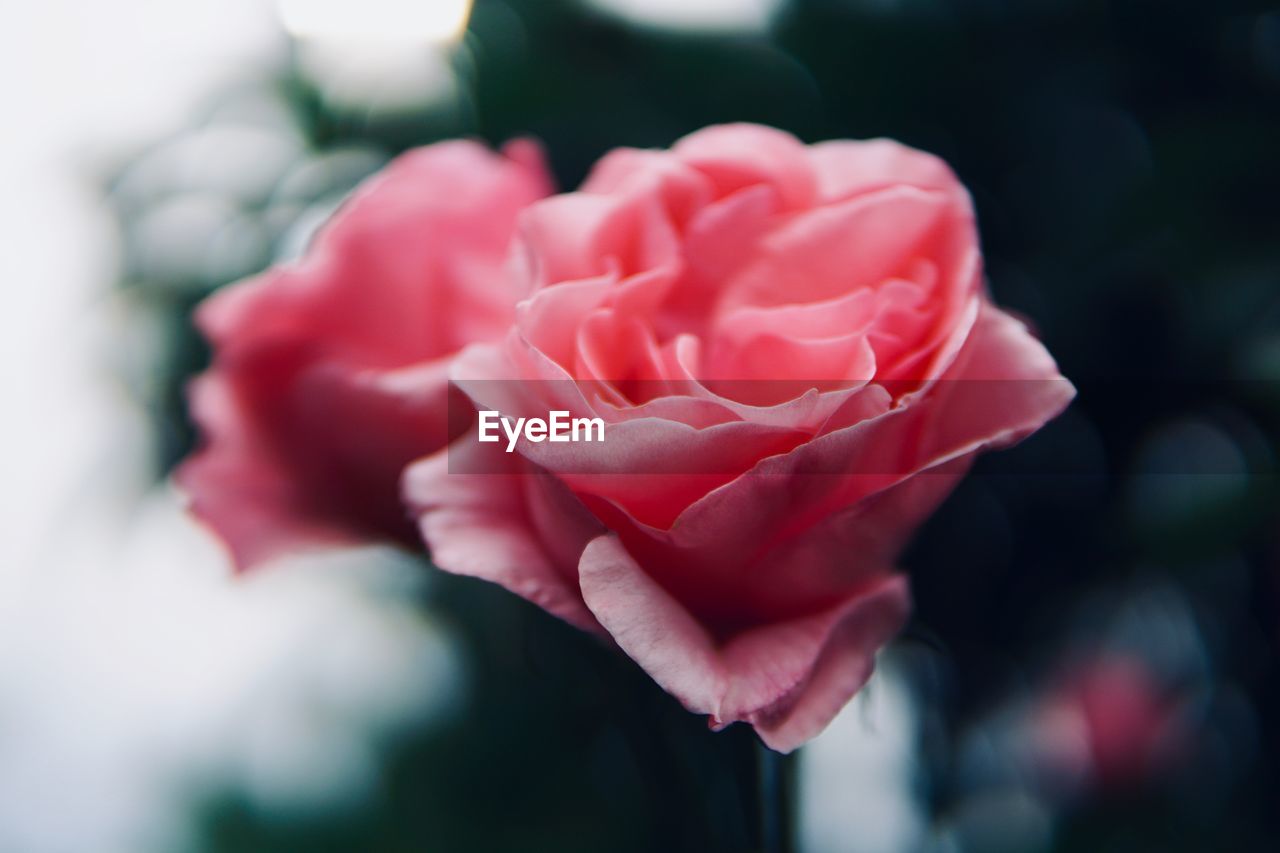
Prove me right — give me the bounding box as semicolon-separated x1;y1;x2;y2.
1035;655;1188;790
179;140;552;569
407;124;1075;751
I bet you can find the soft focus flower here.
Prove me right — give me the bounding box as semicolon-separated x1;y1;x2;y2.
1034;655;1188;790
179;140;551;569
406;124;1074;750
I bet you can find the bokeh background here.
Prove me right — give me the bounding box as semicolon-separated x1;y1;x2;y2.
3;0;1279;851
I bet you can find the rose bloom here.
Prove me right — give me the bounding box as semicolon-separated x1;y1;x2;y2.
179;140;551;568
407;125;1074;751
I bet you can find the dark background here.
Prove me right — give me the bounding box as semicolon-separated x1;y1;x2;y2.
111;0;1280;849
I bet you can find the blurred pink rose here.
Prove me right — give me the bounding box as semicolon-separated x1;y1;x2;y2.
179;140;551;569
1035;656;1187;790
407;124;1075;751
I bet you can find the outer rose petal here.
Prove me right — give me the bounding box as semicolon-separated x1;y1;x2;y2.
180;139;552;570
721;575;911;752
578;535;910;753
199;140;552;362
403;440;602;632
178;373;369;568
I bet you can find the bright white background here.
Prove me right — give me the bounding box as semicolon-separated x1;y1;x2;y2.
0;4;462;851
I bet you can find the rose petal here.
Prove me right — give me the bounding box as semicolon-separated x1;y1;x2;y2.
725;574;911;752
674;124;817;211
809;138;970;207
177;374;364;568
404;441;602;631
578;535;911;753
720;185;970;312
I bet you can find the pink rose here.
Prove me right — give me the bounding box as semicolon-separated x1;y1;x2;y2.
1034;656;1188;790
179;140;552;569
406;124;1074;751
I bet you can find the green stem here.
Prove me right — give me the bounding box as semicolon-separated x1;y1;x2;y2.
757;743;796;853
